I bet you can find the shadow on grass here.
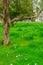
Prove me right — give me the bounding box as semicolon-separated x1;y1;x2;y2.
10;32;20;38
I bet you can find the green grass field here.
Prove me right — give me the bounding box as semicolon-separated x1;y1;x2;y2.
0;22;43;65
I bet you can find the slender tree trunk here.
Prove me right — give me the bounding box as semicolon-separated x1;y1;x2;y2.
2;0;9;45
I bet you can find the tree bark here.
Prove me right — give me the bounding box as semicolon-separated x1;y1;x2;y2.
0;14;4;18
2;0;9;45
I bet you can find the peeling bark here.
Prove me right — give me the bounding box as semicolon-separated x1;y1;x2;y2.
3;22;9;45
3;0;9;45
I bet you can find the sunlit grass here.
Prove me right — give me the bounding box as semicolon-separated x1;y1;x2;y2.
0;22;43;65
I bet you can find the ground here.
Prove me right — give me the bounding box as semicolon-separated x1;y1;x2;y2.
0;22;43;65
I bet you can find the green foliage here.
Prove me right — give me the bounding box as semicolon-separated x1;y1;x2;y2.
0;0;34;19
0;22;43;65
0;0;3;13
8;0;34;19
40;0;43;10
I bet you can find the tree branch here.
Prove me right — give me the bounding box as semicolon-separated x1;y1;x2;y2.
9;9;42;23
10;17;31;23
0;14;4;19
34;9;42;19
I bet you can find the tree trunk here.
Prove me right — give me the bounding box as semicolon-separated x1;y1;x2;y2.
2;0;9;45
3;22;9;45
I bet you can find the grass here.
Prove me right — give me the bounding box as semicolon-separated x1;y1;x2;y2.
0;22;43;65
